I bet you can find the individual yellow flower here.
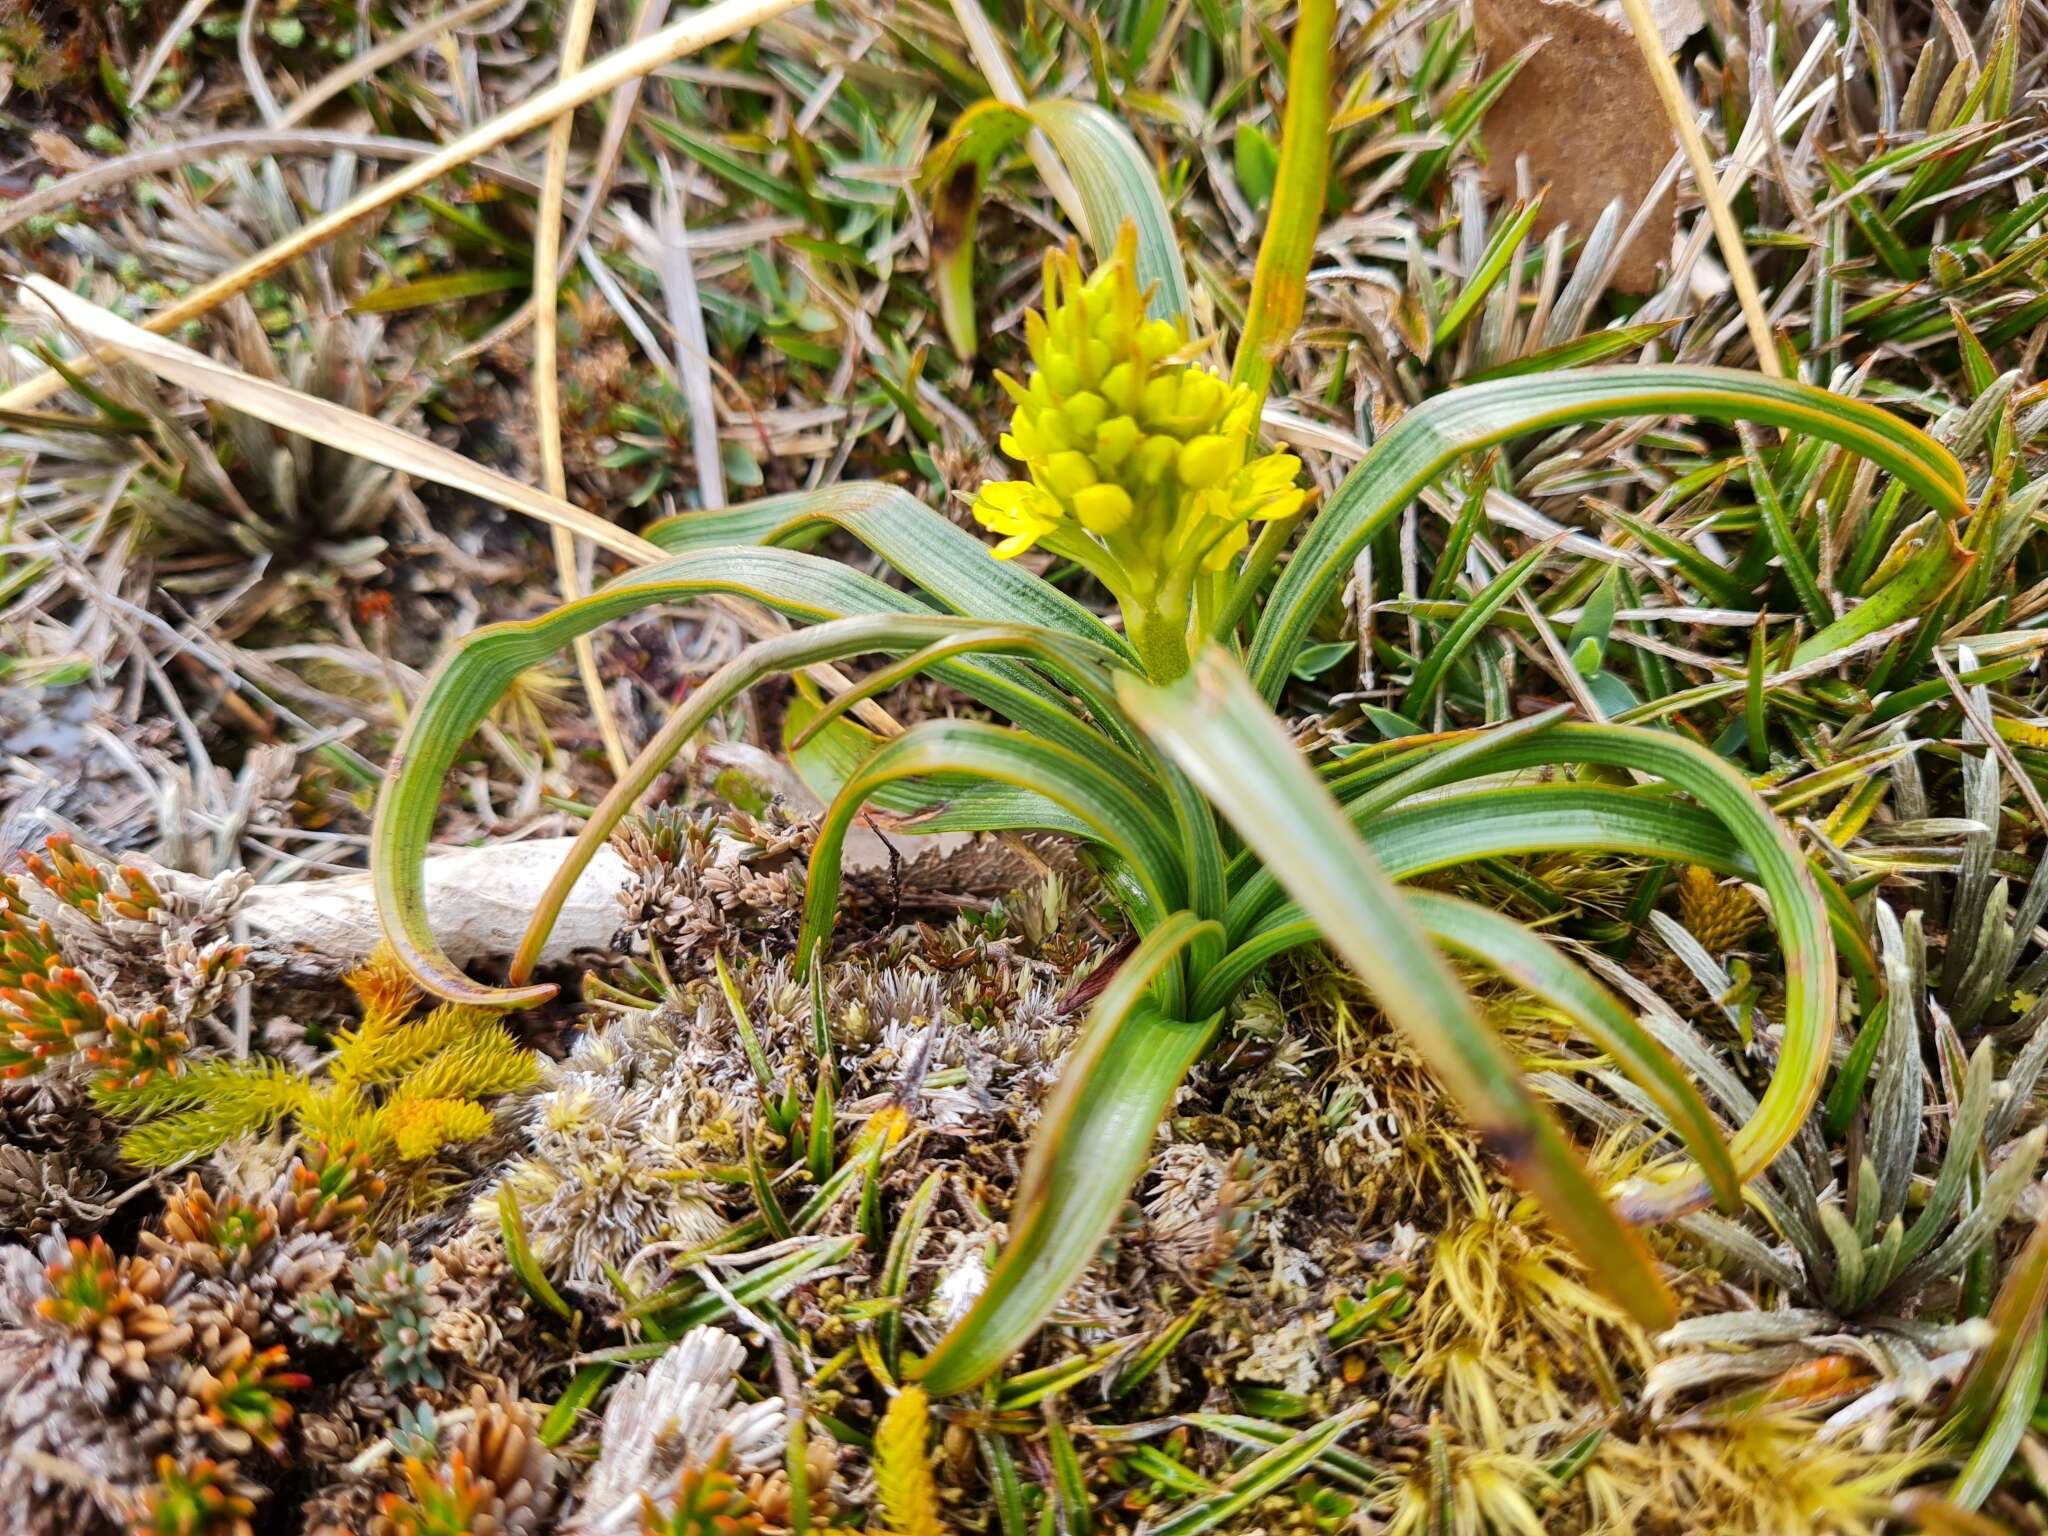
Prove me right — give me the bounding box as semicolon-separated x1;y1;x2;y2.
968;225;1304;680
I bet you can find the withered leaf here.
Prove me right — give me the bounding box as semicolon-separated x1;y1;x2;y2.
30;130;96;176
1473;0;1679;294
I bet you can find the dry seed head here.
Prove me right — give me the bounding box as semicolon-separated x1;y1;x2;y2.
1675;867;1760;953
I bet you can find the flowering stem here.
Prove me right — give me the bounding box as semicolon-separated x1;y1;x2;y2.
1126;598;1193;684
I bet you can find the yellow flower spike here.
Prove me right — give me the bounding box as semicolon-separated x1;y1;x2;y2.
966;224;1305;680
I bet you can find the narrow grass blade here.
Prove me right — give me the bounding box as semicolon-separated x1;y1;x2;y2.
1403;537;1556;715
539;1362;615;1446
498;1187;573;1320
594;1236;862;1356
1142;1410;1363;1536
19;275;661;566
1949;1321;2046;1509
1792;514;1972;667
0;0;811;412
1949;1209;2048;1433
1230;0;1334;401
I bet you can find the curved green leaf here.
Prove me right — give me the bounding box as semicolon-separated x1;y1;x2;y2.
913;912;1222;1395
1247;367;1971;699
1189;886;1743;1216
797;718;1182;967
1228;782;1749;935
501;615;1131;994
1028;99;1190;321
1232;717;1835;1220
1398;888;1741;1213
1124;649;1676;1329
373;550;1121;1004
644;481;1132;662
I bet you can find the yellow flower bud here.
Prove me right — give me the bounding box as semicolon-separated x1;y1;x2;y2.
1093;415;1141;467
1031;409;1073;453
1101;361;1144;414
1138;318;1183;362
1140;373;1181;424
1135;435;1179;485
1177;434;1234;490
1064;392;1109;435
1072;483;1135;535
1040;451;1098;499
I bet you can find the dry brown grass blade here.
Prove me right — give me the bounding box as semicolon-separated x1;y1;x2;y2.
0;131;546;239
0;0;808;412
130;0;217;105
534;0;632;778
18;275;665;567
1616;0;1783;376
455;0;674;364
20;276;902;740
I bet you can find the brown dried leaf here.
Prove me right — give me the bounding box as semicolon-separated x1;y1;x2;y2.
1474;0;1678;293
30;130;95;175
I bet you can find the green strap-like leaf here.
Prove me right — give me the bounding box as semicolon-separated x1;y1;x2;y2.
797;718;1183;967
1230;0;1334;401
1234;717;1835;1219
1247;367;1970;699
1228;782;1747;936
644;481;1133;661
913;912;1222;1395
373;552;1118;1003
1399;889;1741;1213
1028;99;1191;321
1123;650;1676;1329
